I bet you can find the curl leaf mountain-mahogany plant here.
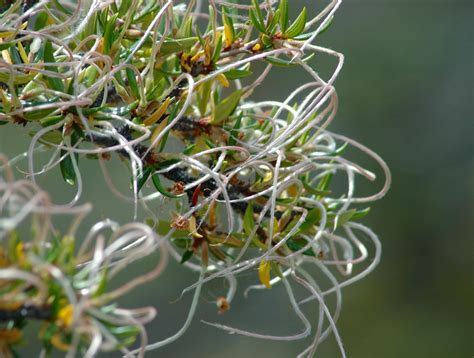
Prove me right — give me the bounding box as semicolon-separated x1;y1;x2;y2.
0;0;390;357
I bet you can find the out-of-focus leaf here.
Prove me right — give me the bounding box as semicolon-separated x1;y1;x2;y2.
334;209;356;227
299;207;321;232
211;89;242;124
40;115;64;127
151;173;183;198
224;64;252;80
108;325;141;340
136;166;153;193
180;250;194;264
228;112;242;146
160;37;198;55
302;178;331;197
143;97;171;126
258;260;271;289
286;238;315;256
295;16;334;40
317;172;333;196
172;237;192;249
34;12;49;31
243;202;255;236
351;207;371;220
265;53;314;67
60;150;76;186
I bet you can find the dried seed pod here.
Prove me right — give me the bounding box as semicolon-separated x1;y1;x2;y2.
171;216;189;231
216;296;230;314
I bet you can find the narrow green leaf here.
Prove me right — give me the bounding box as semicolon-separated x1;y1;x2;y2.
261;34;273;47
275;197;296;204
317;171;333;195
266;9;281;34
249;9;266;33
331;142;348;156
152;174;183;198
159;37;198;55
299;208;322;232
204;137;216;149
93;269;108;297
279;0;289;32
243;202;255;236
103;14;119;54
136;166;153;193
125;67;140;99
351;207;371;220
178;16;193;38
264;56;297;67
34;12;49;31
252;0;265;28
335;209;357;228
197;80;212;116
0;71;34;84
224;64;252;80
285;7;307;38
109;325;141;340
172;237;192;249
9;46;22;64
180;250;194;264
29;130;63;145
211;32;223;64
44;41;64;92
0;43;13;51
286;238;315;256
228;112;242;146
211;89;242;124
60;150;76;186
159;104;179;152
302;178;331;197
183;143;196;155
294;16;334;40
40;115;64;127
265;52;314;68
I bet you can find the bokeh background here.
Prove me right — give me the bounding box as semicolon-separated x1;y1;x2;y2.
1;0;472;357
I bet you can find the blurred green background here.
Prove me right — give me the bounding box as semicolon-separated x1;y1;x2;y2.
1;0;472;357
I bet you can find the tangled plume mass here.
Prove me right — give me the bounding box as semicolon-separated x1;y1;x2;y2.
0;0;390;356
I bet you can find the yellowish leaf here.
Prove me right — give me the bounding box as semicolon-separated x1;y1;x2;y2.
287;183;299;197
58;304;74;327
51;334;71;351
224;23;233;48
143;97;171;126
189;216;203;238
258;260;272;289
17;42;29;64
150;117;168;148
216;73;229;88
